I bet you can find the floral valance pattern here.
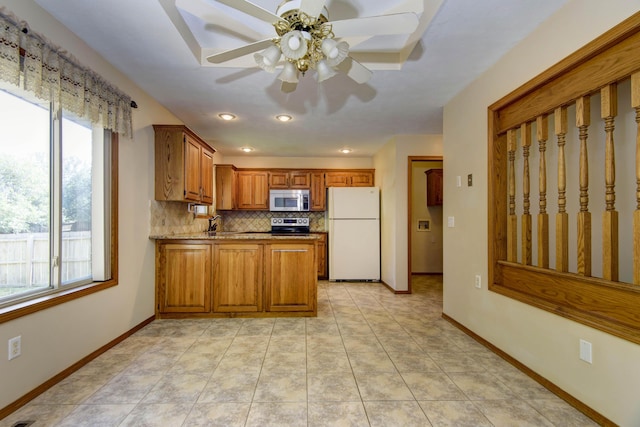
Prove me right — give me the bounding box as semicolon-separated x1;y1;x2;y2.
0;8;133;137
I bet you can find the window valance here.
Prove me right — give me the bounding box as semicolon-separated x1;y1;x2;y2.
0;8;133;137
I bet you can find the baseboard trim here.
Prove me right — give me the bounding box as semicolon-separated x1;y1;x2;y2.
380;280;411;294
442;313;617;427
0;315;155;421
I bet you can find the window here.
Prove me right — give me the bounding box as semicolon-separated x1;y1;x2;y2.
0;85;115;312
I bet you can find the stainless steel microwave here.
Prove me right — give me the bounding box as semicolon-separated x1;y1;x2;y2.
269;189;310;212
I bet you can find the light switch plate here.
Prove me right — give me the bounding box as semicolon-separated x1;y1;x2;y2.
447;216;455;228
579;339;592;363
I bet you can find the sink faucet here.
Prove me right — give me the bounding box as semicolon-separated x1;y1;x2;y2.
207;215;222;232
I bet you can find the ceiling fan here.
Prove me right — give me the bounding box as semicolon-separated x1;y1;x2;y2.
205;0;420;92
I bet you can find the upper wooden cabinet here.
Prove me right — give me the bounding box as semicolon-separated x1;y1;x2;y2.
325;170;374;187
215;164;236;210
269;171;311;189
310;172;325;211
153;125;215;204
426;168;443;206
237;171;269;210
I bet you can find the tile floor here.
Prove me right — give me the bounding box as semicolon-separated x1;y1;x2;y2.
2;276;598;426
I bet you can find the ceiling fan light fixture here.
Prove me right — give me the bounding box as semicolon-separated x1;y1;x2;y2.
254;44;282;72
278;61;299;83
280;30;308;60
321;39;349;66
316;59;337;82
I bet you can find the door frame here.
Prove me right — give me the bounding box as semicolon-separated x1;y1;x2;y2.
407;155;443;293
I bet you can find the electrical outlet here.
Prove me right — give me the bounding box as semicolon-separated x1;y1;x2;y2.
8;336;21;360
475;275;482;289
467;174;473;186
579;339;592;364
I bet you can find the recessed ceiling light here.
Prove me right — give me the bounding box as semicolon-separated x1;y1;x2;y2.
218;113;236;121
340;148;352;154
275;114;292;122
241;147;254;153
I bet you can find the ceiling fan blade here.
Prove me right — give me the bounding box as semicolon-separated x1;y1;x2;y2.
214;0;287;25
328;13;419;38
337;57;372;84
298;0;327;19
281;82;298;93
207;39;274;64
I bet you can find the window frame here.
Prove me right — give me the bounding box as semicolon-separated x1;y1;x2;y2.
0;130;118;324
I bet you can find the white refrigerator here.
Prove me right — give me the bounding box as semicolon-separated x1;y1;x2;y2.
328;187;380;281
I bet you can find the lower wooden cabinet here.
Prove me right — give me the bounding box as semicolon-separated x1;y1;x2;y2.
213;243;263;312
155;239;317;317
156;243;211;313
314;232;328;279
265;243;316;312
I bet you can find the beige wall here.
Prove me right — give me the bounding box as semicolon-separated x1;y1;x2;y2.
0;0;179;409
374;135;443;291
411;161;443;273
222;156;373;169
442;1;640;425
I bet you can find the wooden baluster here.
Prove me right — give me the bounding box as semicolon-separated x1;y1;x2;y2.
576;96;591;276
633;73;640;285
602;84;619;281
507;129;518;262
537;115;549;268
521;122;532;265
555;107;569;272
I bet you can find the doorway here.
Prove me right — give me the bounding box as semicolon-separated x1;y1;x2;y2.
407;156;443;293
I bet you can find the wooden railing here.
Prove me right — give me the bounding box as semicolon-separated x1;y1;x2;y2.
488;12;640;345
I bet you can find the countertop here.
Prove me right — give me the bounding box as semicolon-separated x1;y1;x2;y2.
149;232;322;240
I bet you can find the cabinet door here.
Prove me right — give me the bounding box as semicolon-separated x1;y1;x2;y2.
269;171;289;189
201;147;214;204
350;171;374;187
213;244;263;312
157;243;211;313
289;171;311;188
184;135;202;201
237;171;269;210
324;172;350;187
215;165;236;210
314;233;328;279
426;169;443;206
265;243;316;312
310;172;325;211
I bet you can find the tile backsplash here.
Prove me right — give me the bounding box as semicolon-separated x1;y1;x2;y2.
150;200;327;236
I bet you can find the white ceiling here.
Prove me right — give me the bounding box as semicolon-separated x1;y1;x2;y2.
34;0;568;157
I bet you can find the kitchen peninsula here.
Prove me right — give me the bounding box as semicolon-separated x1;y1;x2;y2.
150;232;319;318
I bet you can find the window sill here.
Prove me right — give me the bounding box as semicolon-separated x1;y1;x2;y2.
0;279;118;324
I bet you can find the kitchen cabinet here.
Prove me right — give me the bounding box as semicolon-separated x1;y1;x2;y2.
156;243;211;313
325;170;374;187
155;237;317;317
426;168;443;206
269;171;311;189
314;232;328;279
215;164;236;210
310;172;326;211
236;171;269;210
265;243;316;312
153;124;215;204
213;243;263;312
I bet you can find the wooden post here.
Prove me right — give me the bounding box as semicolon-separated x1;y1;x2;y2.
633;73;640;285
576;96;591;277
521;122;532;265
537;115;549;268
555;107;569;272
602;84;619;281
507;129;518;263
